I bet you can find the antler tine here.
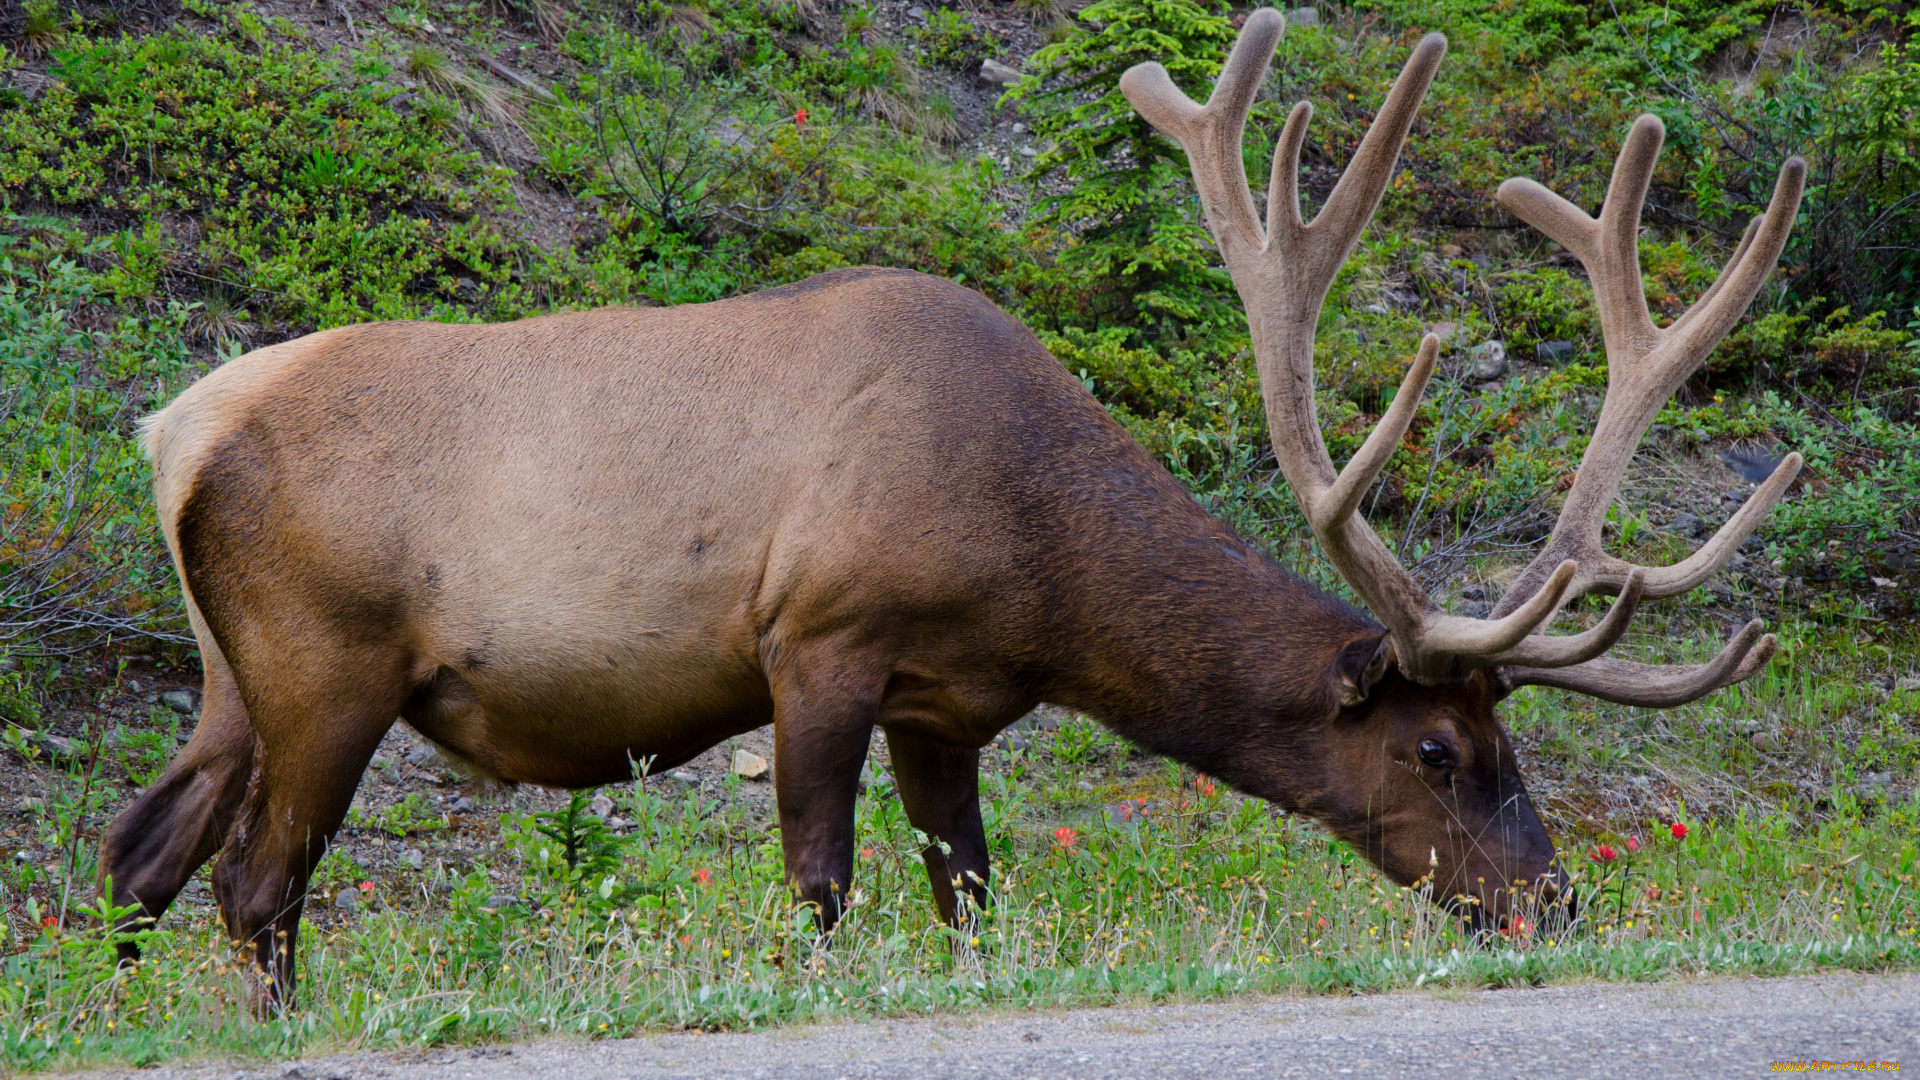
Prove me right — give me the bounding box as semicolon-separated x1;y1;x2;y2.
1118;7;1284;254
1281;33;1448;277
1505;620;1774;708
1591;115;1667;354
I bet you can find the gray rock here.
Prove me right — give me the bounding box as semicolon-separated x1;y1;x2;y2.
1457;600;1493;619
160;688;198;714
1284;6;1318;25
732;749;770;780
404;744;439;766
175;731;191;743
978;58;1023;86
906;5;925;16
1722;445;1787;484
333;889;361;911
1011;122;1026;134
1075;780;1094;792
36;734;82;761
1898;676;1920;692
1018;146;1038;157
1535;340;1574;365
1469;340;1507;381
588;793;616;819
668;769;701;785
485;894;523;911
448;795;477;814
1751;730;1779;753
13;848;41;863
401;847;424;869
1668;511;1706;539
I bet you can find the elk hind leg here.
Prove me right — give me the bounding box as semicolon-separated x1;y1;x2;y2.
208;648;404;1014
99;640;255;963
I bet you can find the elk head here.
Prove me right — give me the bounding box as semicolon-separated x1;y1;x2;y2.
1121;11;1805;932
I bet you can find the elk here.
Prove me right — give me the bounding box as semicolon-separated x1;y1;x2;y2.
101;10;1804;1011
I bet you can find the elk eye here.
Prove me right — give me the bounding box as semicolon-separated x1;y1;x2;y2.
1417;739;1449;767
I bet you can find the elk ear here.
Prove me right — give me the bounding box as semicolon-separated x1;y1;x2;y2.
1334;635;1394;709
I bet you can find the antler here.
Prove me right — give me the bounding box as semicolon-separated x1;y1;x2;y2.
1123;14;1623;686
1491;118;1807;705
1121;15;1804;704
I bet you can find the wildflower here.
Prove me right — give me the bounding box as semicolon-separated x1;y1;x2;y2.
1590;844;1617;863
693;868;712;886
1625;836;1640;854
794;108;808;127
1671;822;1689;840
359;881;374;893
1053;826;1079;850
860;846;876;860
1194;774;1217;797
42;916;57;928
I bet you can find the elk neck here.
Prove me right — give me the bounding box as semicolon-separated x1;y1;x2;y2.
1025;463;1380;809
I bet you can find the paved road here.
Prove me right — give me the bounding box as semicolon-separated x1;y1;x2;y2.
74;972;1920;1079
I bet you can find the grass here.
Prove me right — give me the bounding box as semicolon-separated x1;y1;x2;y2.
2;617;1918;1072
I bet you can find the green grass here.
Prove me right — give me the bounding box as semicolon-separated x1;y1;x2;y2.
3;622;1919;1071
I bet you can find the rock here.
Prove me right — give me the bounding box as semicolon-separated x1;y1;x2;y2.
1439;243;1464;259
1897;677;1920;692
1364;302;1389;314
13;848;41;863
333;889;360;911
160;689;198;714
906;4;925;15
36;734;82;761
485;894;522;911
1019;146;1038;157
1721;445;1787;484
978;58;1023;86
1284;6;1318;25
731;749;770;780
15;796;44;817
588;793;615;819
1469;340;1507;382
175;731;191;744
1076;780;1094;792
401;848;424;869
448;796;476;814
1668;511;1706;540
1427;320;1458;340
1535;339;1574;365
1011;122;1026;134
1751;730;1778;753
668;769;701;785
1457;600;1492;619
404;744;439;766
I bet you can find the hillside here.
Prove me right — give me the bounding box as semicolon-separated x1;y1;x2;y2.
1;0;1918;1069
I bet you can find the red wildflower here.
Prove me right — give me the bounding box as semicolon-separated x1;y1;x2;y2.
693;868;712;886
1193;774;1217;797
794;108;808;127
42;916;57;928
1590;844;1617;863
1625;836;1641;854
358;881;374;892
1671;822;1689;840
1053;826;1079;850
859;846;876;860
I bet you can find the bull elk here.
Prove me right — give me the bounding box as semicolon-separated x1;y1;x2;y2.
101;9;1805;1010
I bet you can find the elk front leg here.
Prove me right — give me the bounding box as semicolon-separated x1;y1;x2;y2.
771;670;877;931
884;728;989;929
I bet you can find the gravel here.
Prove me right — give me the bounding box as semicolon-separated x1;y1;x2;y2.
67;971;1920;1079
